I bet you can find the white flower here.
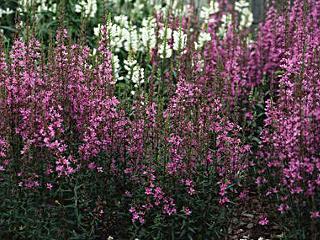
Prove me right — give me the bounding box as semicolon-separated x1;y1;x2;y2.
107;236;114;240
221;13;232;25
200;1;219;23
173;28;187;51
0;8;14;18
75;4;82;13
237;3;253;29
94;24;101;37
112;55;122;82
49;3;57;13
99;21;128;53
140;17;156;50
159;42;172;59
195;32;211;50
114;15;129;28
74;0;97;18
37;1;48;12
112;55;120;72
110;24;124;47
159;26;173;58
140;26;156;49
88;0;97;18
123;27;140;52
92;48;97;56
159;27;172;40
235;1;253;29
124;56;144;86
218;13;232;38
124;58;137;71
131;66;144;85
235;0;250;11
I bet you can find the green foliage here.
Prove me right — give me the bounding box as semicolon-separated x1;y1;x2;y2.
0;154;241;239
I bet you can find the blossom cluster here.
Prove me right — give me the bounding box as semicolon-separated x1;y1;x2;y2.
258;0;320;219
0;18;249;226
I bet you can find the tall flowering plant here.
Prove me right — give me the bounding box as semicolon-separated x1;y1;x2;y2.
258;0;320;226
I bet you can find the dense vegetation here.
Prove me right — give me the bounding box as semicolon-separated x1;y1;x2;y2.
0;0;319;239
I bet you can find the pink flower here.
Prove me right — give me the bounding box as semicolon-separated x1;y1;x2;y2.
239;190;249;200
88;162;97;170
310;211;320;219
125;191;132;197
183;207;192;216
219;197;230;205
145;187;153;195
258;215;269;226
278;204;289;214
46;183;53;190
139;217;145;224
